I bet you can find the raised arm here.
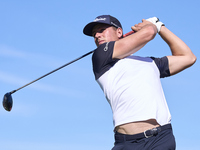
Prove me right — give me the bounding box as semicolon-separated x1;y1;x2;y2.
159;26;196;75
113;19;157;59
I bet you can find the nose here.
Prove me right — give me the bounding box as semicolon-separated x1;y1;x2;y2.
94;32;102;38
94;32;102;42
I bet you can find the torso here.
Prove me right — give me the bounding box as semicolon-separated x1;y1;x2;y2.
93;42;171;131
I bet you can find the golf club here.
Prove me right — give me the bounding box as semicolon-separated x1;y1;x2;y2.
3;30;134;111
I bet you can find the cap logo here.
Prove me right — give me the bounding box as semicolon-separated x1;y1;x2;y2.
111;22;119;28
94;17;106;22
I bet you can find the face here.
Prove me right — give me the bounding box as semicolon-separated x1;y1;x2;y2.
92;24;122;47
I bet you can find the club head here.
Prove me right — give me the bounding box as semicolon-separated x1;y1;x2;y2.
3;92;13;111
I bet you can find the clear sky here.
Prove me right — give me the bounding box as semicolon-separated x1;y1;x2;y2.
0;0;199;150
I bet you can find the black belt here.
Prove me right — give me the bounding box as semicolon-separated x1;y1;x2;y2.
115;123;172;141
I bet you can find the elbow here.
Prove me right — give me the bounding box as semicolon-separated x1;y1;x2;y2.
190;54;197;66
186;53;197;67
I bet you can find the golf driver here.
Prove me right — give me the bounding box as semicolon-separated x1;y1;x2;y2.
3;30;134;111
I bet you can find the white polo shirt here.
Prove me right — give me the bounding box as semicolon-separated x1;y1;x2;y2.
92;41;171;127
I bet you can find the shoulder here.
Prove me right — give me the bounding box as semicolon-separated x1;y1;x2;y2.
151;56;170;78
92;41;118;80
93;41;115;56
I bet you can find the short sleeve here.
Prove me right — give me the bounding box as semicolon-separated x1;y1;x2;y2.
151;56;170;78
92;41;119;80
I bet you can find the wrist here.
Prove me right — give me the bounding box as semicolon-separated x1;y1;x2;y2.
156;21;165;33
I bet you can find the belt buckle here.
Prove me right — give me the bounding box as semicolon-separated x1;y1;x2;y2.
144;127;158;138
144;130;153;138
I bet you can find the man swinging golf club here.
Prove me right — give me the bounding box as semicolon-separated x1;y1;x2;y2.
83;15;196;149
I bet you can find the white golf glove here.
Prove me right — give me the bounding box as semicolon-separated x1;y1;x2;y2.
146;17;164;33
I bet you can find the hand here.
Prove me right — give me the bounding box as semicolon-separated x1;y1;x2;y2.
146;17;165;33
131;19;155;32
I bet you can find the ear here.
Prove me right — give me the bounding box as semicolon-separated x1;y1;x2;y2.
116;28;123;38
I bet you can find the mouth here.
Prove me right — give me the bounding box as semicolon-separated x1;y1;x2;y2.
95;38;105;46
98;40;105;45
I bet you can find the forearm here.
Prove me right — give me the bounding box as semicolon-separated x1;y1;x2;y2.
113;22;157;59
159;26;196;75
159;26;193;56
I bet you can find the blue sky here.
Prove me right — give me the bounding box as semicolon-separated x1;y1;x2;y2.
0;0;199;150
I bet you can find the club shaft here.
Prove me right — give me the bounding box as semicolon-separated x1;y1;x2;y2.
10;31;135;94
11;50;94;94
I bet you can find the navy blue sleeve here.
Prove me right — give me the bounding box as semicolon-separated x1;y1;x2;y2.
151;56;170;78
92;41;119;80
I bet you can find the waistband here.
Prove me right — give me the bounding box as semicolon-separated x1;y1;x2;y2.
115;123;172;142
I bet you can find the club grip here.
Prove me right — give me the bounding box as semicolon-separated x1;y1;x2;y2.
123;31;135;37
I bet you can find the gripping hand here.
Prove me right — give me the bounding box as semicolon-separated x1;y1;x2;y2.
146;17;164;33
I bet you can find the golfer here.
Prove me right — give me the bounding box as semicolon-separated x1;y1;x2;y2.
83;15;196;150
